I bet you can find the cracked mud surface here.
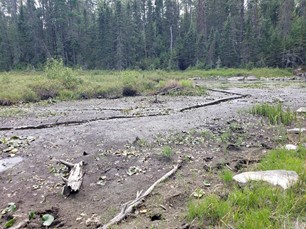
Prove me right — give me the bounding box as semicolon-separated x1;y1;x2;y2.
0;78;305;228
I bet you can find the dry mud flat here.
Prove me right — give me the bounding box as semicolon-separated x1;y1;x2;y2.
0;79;305;228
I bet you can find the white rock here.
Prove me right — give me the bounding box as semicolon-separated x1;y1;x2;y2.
296;107;306;113
233;170;299;189
285;144;298;150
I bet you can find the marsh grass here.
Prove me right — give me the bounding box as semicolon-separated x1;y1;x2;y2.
250;103;296;125
187;146;306;228
0;67;292;105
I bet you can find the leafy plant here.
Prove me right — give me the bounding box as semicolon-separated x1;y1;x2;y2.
4;218;15;228
1;203;17;215
42;214;54;227
28;211;36;220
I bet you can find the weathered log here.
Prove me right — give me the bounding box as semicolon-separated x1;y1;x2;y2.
101;162;182;229
180;95;248;112
59;160;84;196
287;128;306;134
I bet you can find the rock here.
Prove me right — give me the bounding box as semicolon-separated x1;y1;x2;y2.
285;144;298;150
233;170;299;189
296;107;306;113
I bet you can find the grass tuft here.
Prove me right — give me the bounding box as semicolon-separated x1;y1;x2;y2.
250;103;296;125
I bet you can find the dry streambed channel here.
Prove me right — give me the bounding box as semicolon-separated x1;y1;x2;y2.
0;78;305;228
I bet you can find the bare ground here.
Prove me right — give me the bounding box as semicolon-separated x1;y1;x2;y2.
0;78;305;229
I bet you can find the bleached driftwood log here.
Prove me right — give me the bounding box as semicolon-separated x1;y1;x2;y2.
101;163;182;229
59;160;84;196
287;128;306;134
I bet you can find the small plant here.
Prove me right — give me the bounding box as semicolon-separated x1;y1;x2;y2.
250;103;296;125
220;130;231;143
161;145;173;158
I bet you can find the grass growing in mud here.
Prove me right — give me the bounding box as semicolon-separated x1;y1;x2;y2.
187;147;306;228
250;103;296;125
0;62;292;105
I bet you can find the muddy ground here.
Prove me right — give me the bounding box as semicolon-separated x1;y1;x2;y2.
0;77;305;229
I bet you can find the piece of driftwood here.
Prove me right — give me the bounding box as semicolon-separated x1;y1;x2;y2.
287;128;306;134
101;163;182;229
180;95;248;112
59;160;84;196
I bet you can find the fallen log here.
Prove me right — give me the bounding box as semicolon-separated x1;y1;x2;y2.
180;95;248;112
287;128;306;134
101;162;182;229
59;160;84;196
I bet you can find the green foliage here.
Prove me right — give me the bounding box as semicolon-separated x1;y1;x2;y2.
4;218;15;228
0;68;297;105
186;147;306;228
44;59;82;89
187;194;230;225
250;103;296;125
161;146;173;158
219;169;233;183
42;214;54;227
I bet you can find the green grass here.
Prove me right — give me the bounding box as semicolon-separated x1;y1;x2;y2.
250;103;296;125
219;169;233;183
187;146;306;228
0;67;292;105
161;146;173;158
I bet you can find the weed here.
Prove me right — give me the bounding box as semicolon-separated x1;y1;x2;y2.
250;103;296;125
220;131;231;143
161;146;173;158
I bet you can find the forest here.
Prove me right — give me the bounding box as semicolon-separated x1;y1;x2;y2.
0;0;305;71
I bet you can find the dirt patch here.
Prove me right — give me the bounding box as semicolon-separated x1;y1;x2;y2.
0;79;305;228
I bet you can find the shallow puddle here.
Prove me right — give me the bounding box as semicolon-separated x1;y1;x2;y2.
0;157;23;173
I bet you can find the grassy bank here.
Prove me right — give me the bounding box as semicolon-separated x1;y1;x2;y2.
0;64;292;105
187;147;306;228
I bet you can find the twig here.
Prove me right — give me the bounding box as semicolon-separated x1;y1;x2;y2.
101;162;182;229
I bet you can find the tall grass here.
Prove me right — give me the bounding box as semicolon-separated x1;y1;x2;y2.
0;67;293;105
250;103;296;125
187;147;306;228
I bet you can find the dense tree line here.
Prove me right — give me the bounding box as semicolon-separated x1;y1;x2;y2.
0;0;305;71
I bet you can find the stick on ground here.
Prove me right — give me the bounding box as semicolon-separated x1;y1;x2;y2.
101;162;182;229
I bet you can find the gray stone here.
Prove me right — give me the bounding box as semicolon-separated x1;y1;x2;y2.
233;170;299;189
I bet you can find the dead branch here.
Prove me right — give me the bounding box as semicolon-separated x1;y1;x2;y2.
59;160;74;169
180;95;248;112
101;162;182;229
59;160;84;196
0;113;168;131
287;128;306;134
207;88;248;96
